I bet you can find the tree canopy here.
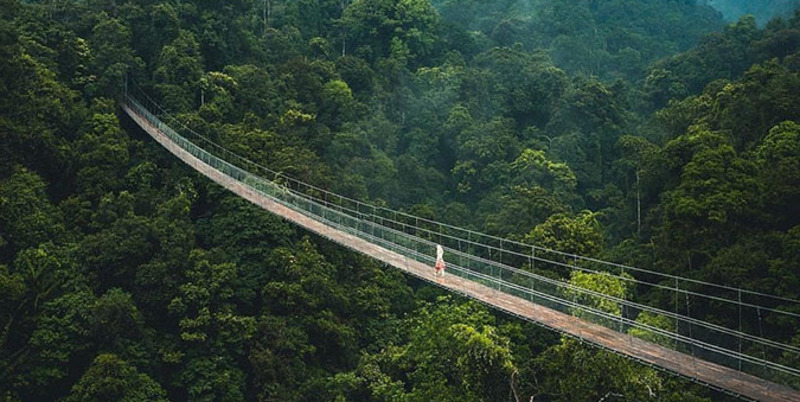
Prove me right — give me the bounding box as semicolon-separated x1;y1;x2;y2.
2;0;800;400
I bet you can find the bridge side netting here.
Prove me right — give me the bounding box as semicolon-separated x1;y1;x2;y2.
123;89;800;391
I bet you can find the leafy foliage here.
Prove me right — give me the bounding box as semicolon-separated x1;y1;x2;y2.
64;353;168;402
2;0;799;400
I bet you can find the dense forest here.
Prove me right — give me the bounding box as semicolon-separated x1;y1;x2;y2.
2;0;800;400
700;0;800;24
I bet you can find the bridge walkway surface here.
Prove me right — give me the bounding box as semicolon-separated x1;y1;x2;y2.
122;96;800;401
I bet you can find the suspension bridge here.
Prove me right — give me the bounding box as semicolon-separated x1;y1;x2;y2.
121;86;800;401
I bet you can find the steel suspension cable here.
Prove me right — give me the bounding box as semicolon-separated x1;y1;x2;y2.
123;92;800;387
124;85;800;362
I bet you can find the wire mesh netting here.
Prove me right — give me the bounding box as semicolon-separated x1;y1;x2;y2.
123;87;800;391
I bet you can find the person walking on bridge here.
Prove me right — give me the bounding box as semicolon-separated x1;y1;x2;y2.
435;245;446;278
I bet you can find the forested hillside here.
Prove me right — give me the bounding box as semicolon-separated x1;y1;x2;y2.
2;0;800;400
700;0;800;24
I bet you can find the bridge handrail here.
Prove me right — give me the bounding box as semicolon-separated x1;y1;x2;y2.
122;91;800;388
126;81;800;308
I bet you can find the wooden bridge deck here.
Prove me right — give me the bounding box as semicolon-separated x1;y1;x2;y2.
123;103;800;402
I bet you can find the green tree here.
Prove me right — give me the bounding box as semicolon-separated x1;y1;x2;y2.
0;10;81;180
64;353;167;402
79;192;156;291
525;211;605;264
90;289;144;355
153;29;205;112
533;337;668;402
755;121;800;225
566;271;632;319
18;290;96;398
248;314;316;401
335;55;375;96
0;168;65;257
0;243;83;401
197;189;293;308
87;11;143;97
0;263;25;349
615;135;664;236
483;185;568;238
473;47;568;128
133;190;196;318
547;80;628;191
319;79;356;129
628;311;677;348
356;298;518;401
510;148;577;204
533;266;706;401
262;239;357;369
74;100;131;201
223;64;278;122
452;117;520;196
198;71;238;121
656;127;760;272
341;0;441;65
168;249;255;401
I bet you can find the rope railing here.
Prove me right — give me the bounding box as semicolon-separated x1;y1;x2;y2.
122;86;800;391
126;84;800;339
127;84;800;306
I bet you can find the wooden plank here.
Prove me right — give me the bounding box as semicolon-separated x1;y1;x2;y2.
122;103;800;402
